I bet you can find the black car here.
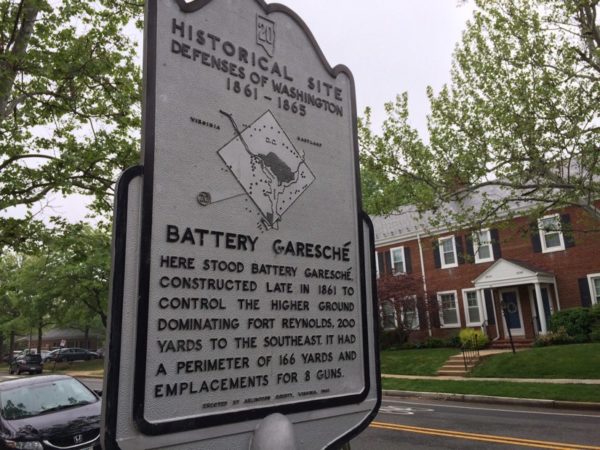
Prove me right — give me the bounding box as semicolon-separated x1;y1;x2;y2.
0;375;100;450
9;354;43;375
43;348;98;363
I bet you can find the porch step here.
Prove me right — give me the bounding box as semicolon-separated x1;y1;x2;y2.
490;339;534;349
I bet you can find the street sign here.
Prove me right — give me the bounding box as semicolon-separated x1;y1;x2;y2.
102;1;380;448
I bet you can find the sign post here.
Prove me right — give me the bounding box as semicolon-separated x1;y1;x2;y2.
102;1;380;448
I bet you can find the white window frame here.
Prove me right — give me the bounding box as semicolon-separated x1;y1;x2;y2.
375;252;380;278
473;229;494;264
462;288;483;326
439;236;458;269
538;214;565;253
588;273;600;305
437;290;461;328
400;295;420;330
390;246;406;274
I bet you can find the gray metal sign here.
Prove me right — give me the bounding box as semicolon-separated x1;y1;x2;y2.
102;0;380;448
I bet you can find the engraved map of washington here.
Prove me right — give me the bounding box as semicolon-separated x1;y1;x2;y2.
218;110;315;229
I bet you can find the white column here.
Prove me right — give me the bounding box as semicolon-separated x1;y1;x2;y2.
534;282;548;334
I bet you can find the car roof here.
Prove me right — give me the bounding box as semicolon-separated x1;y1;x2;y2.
0;374;74;391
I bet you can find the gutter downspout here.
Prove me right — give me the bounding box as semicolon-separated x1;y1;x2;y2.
417;233;432;337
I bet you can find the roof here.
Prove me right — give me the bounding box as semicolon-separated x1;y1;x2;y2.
372;184;534;246
472;258;555;289
16;328;104;342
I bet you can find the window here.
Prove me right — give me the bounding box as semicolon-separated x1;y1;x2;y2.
439;236;458;269
462;289;482;326
437;290;461;328
390;246;405;274
375;252;380;278
381;301;396;330
588;274;600;305
538;214;565;253
473;229;493;263
401;296;420;330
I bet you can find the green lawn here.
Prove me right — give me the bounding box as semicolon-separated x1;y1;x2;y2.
382;378;600;403
380;348;459;375
471;343;600;379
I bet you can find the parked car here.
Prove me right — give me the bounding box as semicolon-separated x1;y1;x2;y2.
43;348;99;363
8;354;43;375
2;352;22;364
0;375;101;449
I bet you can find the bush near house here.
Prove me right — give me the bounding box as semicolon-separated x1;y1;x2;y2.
458;328;489;349
538;304;600;346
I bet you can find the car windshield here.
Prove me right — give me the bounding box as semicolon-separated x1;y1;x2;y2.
23;355;42;363
0;379;97;420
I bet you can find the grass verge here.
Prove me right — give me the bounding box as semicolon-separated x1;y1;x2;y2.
382;378;600;403
380;348;459;375
471;343;600;379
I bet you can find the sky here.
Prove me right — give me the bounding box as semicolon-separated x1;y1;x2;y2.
273;0;475;132
6;0;475;224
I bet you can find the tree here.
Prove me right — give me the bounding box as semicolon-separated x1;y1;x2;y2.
377;273;431;343
45;222;111;329
0;0;143;246
361;0;600;231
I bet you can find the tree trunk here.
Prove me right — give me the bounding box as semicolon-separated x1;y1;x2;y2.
85;326;90;349
8;330;15;360
37;323;43;353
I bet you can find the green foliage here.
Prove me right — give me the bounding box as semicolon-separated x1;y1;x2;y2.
0;222;110;336
0;0;143;248
549;307;593;341
360;0;600;229
588;304;600;342
379;328;408;350
458;328;489;349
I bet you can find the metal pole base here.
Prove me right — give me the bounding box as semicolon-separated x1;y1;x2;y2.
250;413;297;450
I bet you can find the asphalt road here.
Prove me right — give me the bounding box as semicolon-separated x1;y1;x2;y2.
2;375;599;449
351;395;600;449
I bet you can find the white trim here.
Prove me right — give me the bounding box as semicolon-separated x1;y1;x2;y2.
439;236;458;269
375;252;380;279
462;288;483;326
473;229;494;264
587;273;600;305
390;245;406;274
538;214;565;253
437;290;461;328
499;288;525;336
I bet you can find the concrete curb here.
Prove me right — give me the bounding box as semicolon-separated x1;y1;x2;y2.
383;390;600;411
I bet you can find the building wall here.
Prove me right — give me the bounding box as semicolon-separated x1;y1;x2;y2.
375;205;600;336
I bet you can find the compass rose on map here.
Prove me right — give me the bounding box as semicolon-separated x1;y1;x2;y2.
218;110;316;230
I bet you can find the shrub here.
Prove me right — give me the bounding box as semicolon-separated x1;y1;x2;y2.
549;307;592;342
589;304;600;342
458;328;490;349
379;328;407;350
423;337;445;348
534;326;575;346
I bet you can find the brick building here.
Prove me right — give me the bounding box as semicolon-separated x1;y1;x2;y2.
373;201;600;346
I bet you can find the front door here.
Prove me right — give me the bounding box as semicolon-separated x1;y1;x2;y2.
500;289;525;336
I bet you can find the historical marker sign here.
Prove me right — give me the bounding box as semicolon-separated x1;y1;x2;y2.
103;0;380;448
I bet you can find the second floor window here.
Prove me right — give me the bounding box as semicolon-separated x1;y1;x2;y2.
439;236;458;269
390;246;406;274
539;214;564;252
473;229;493;263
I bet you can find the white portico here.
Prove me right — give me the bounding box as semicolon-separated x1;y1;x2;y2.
473;259;560;336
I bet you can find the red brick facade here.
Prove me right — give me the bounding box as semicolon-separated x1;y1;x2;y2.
374;205;600;342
